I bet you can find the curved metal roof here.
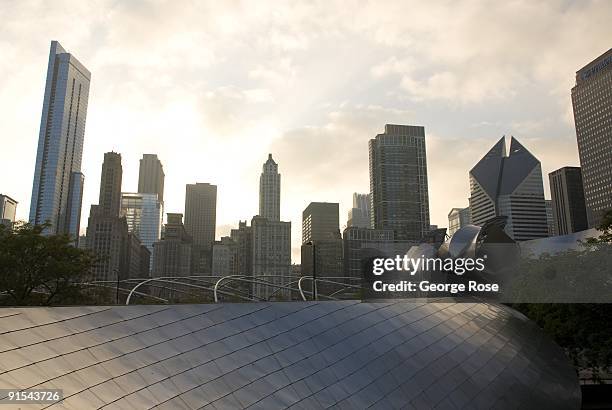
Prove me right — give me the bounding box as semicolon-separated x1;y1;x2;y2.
0;301;579;409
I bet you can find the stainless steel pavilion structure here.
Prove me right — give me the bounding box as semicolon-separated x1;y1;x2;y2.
0;301;580;409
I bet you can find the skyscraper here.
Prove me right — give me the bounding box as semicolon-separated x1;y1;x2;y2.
138;154;165;203
230;221;253;278
369;124;430;241
121;192;163;267
251;154;291;300
86;153;124;280
347;193;371;229
545;200;555;237
447;207;471;237
29;41;90;238
571;48;612;228
98;152;122;217
302;202;340;243
86;152;144;284
301;202;343;296
184;183;217;272
0;194;17;227
259;154;280;221
469;137;549;241
212;236;237;277
251;215;291;300
152;213;192;299
184;183;217;249
549;166;588;235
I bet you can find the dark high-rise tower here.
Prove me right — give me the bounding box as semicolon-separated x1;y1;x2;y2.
98;152;123;217
369;124;430;241
301;202;342;294
571;48;612;227
549;167;588;235
184;183;217;272
138;154;165;203
302;202;340;243
152;213;192;291
29;41;90;237
259;154;280;221
469;137;549;241
184;183;217;249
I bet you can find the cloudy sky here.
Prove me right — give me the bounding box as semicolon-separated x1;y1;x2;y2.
1;0;611;261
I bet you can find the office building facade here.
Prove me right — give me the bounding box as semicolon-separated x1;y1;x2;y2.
549;166;588;235
347;193;371;228
545;200;555;237
152;213;192;299
124;232;151;279
251;215;291;301
98;152;123;216
212;236;238;277
301;237;343;297
85;152;148;287
230;221;253;278
121;192;163;267
447;207;471;237
301;202;343;295
302;202;340;243
184;182;217;273
259;154;280;221
469;137;549;241
343;227;414;280
571;48;612;228
369;124;430;241
138;154;165;203
86;152;125;282
0;194;17;227
86;205;127;282
29;41;90;238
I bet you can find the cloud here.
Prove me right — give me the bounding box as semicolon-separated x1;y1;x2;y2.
0;0;610;265
365;2;612;104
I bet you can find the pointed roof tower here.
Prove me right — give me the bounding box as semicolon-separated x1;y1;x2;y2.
470;136;506;200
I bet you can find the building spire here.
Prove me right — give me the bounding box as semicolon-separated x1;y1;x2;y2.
259;154;281;221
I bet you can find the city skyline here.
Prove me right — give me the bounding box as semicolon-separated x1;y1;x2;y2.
2;2;611;261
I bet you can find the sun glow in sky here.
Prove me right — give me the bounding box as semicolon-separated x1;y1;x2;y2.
1;1;611;262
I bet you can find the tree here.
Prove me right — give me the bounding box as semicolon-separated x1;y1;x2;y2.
513;208;612;382
0;222;99;306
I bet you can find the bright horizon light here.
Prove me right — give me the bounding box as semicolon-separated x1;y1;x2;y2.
1;1;611;262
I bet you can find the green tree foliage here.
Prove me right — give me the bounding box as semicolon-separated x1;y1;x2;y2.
0;222;100;306
506;247;612;302
514;209;612;382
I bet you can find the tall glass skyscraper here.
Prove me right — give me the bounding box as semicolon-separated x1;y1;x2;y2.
121;192;163;265
29;41;90;237
369;124;430;241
